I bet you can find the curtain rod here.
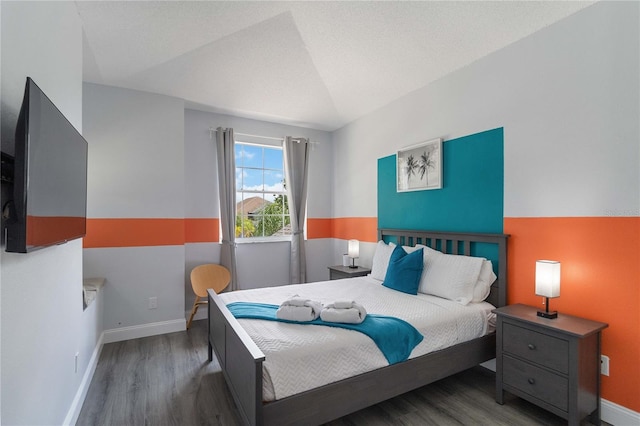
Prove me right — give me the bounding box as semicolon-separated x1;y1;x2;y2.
209;127;316;145
236;132;284;141
209;127;282;141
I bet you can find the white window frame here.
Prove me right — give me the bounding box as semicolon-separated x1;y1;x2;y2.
235;139;291;243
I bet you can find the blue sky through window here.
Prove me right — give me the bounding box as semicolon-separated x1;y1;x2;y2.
235;142;285;202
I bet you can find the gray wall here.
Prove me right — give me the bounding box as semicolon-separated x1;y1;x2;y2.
83;83;186;333
1;2;102;425
80;93;336;329
331;2;639;220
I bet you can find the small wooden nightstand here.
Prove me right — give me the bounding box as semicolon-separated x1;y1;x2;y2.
328;265;371;280
494;304;608;426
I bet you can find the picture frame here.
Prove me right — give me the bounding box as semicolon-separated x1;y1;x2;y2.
397;138;442;192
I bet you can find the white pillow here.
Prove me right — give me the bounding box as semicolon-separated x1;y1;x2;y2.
414;243;439;255
402;245;422;253
370;241;396;281
415;244;484;305
472;260;497;303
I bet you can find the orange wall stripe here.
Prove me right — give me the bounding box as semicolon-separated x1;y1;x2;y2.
307;218;332;239
185;218;219;243
26;216;85;246
307;217;378;242
504;216;640;411
332;217;378;242
86;217;377;246
84;218;185;248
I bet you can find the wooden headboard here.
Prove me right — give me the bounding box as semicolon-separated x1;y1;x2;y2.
378;228;509;307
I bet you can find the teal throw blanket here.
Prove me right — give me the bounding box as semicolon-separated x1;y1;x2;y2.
227;302;424;364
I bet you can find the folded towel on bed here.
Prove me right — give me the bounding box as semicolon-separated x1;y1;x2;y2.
320;301;367;324
227;302;423;365
276;295;323;321
276;305;315;322
281;296;309;307
320;307;366;324
333;300;355;309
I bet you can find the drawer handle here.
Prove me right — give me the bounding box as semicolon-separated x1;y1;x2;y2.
528;378;535;385
527;344;536;350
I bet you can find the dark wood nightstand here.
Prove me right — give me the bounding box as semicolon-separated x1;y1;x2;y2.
328;265;371;280
493;304;608;426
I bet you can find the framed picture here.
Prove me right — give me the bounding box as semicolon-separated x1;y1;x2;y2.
397;138;442;192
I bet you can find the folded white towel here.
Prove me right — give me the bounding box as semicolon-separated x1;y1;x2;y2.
320;302;367;324
277;296;323;321
333;300;354;309
324;301;366;313
277;305;316;322
281;296;309;307
305;300;323;319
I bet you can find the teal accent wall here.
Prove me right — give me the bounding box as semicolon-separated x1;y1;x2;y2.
378;127;504;234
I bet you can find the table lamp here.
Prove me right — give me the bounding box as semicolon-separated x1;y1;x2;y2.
348;239;360;268
535;260;560;319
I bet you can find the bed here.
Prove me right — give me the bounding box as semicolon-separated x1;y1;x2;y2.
207;228;509;426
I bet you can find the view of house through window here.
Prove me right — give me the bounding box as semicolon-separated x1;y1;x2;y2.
235;141;291;238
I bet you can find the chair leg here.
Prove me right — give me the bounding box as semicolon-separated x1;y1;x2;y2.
186;296;200;330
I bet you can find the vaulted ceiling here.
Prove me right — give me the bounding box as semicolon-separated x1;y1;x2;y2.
77;1;594;131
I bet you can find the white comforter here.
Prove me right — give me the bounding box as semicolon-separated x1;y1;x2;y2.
219;276;495;401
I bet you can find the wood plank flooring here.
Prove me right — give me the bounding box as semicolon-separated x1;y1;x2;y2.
78;320;607;426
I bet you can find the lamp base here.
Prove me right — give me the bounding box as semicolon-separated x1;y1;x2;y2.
348;258;357;269
537;310;558;319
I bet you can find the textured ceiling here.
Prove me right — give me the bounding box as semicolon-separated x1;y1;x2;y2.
77;1;594;131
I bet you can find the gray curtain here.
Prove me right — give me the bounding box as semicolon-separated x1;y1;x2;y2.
283;136;310;284
216;127;238;291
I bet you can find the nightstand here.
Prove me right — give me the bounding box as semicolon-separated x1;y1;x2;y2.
328;265;371;280
494;304;608;426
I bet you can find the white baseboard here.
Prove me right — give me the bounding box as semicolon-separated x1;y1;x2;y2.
63;332;105;426
602;399;640;426
103;318;186;344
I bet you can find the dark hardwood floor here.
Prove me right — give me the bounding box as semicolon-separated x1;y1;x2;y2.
78;320;606;426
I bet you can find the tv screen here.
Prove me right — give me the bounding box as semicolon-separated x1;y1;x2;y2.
5;77;88;253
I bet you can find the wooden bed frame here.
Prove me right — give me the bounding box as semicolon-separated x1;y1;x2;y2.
208;229;509;426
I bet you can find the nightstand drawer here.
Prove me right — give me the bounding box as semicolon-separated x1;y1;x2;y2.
503;355;568;412
503;323;568;374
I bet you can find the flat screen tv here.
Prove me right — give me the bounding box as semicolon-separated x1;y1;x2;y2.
4;77;88;253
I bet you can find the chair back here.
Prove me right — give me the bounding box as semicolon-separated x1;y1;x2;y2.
190;264;231;298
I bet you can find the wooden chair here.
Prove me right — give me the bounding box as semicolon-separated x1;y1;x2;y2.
187;264;230;329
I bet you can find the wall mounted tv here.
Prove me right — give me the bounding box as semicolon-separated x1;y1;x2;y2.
4;77;88;253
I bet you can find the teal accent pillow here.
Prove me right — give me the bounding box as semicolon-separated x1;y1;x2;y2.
382;245;424;295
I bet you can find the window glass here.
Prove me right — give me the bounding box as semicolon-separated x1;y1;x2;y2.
235;142;291;239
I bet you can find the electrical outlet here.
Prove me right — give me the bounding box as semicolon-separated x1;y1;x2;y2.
601;355;610;376
148;296;158;309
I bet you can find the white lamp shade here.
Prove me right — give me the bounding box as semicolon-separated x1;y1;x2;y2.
348;239;360;258
535;260;561;298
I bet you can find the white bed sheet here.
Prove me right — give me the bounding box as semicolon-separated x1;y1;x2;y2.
219;276;495;401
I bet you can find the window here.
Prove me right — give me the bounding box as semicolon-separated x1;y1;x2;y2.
235;141;291;239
